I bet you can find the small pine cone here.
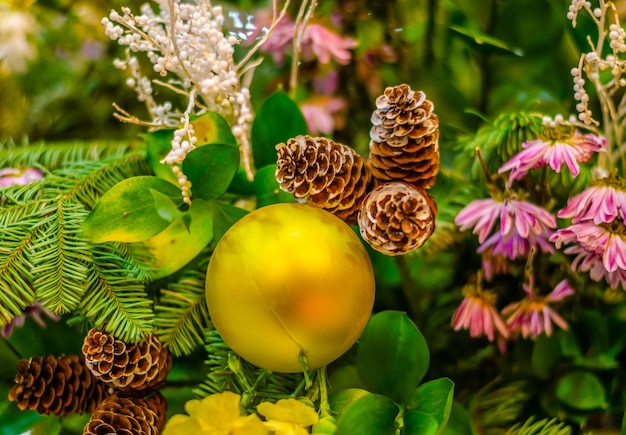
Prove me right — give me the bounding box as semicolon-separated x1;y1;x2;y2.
369;84;440;189
358;182;437;255
8;354;109;416
82;329;172;393
83;393;168;435
276;135;371;224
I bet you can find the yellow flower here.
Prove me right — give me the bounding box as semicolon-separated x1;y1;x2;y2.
263;420;310;435
163;392;270;435
257;398;319;434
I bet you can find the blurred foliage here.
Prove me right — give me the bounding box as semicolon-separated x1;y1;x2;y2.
2;0;626;434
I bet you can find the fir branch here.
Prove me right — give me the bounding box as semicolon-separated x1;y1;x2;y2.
0;140;139;171
45;153;152;208
30;201;91;315
0;223;37;326
194;328;303;412
507;417;572;435
456;112;545;180
80;243;154;343
155;269;211;357
0;198;47;229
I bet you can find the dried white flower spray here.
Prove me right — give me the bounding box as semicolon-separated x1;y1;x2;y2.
102;0;289;203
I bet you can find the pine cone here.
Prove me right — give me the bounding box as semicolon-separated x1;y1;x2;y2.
369;84;440;189
276;135;371;224
83;393;168;435
358;182;437;255
8;354;109;416
82;329;171;393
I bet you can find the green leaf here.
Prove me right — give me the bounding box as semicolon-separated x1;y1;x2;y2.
150;188;185;222
356;311;430;404
0;405;45;435
531;334;561;380
335;393;399;435
228;166;256;195
211;201;249;242
329;388;373;416
145;129;178;183
82;176;182;243
254;164;296;207
449;25;524;56
182;143;240;201
403;411;438;435
556;370;606;411
144;199;215;279
191;112;237;146
406;378;454;434
440;403;476;435
145;112;237;184
251;90;308;168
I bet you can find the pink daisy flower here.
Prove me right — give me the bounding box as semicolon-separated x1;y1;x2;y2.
300;95;347;135
1;301;58;339
502;277;574;340
498;132;606;185
455;197;556;259
301;24;357;65
481;251;509;281
566;245;626;290
451;284;508;342
248;12;357;66
478;230;555;259
557;181;626;224
0;167;43;188
551;222;626;273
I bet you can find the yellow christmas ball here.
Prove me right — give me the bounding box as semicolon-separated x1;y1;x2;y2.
206;203;375;373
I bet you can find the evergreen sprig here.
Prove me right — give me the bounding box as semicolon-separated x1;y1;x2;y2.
80;242;155;343
0;222;37;324
507;417;572;435
0;140;156;342
194;328;303;412
31;200;91;314
155;268;211;357
0;140;138;171
455;112;545;180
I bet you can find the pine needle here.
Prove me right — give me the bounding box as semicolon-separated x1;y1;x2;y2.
507;417;572;435
155;269;211;356
80;243;155;343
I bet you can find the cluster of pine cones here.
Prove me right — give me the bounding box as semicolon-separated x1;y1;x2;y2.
276;84;439;255
8;329;171;435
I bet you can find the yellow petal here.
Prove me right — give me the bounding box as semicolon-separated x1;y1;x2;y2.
186;392;242;427
263;420;310;435
162;414;204;435
230;414;271;435
257;398;319;427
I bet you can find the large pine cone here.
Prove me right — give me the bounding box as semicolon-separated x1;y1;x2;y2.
276;135;370;224
369;84;440;189
358;182;437;255
8;354;109;416
82;329;171;393
83;393;168;435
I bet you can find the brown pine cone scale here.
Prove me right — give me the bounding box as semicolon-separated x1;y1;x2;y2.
358;182;437;255
8;354;109;416
369;84;440;190
276;135;371;224
82;329;171;393
83;393;168;435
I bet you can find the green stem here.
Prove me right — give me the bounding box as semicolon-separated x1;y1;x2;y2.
395;255;421;319
317;367;331;418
